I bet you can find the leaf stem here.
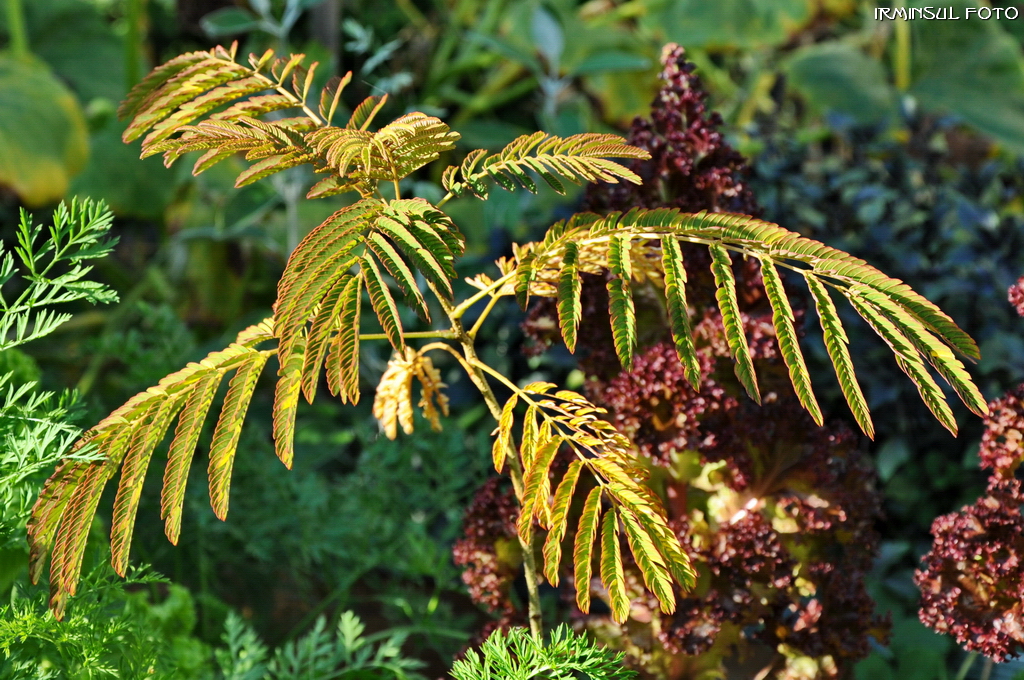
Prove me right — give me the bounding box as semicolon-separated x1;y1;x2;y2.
438;287;544;638
5;0;28;60
450;271;514;319
359;330;458;341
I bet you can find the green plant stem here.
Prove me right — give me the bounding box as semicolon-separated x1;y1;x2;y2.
359;330;458;341
954;653;978;680
979;657;994;680
125;0;146;89
893;1;911;91
437;287;544;639
5;0;28;60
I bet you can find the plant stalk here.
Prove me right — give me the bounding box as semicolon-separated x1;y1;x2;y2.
5;0;29;60
443;300;544;638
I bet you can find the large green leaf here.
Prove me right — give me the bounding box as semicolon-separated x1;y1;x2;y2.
0;57;89;207
909;0;1024;154
784;42;898;124
641;0;812;50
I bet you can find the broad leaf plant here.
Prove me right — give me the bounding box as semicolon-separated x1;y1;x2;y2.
28;44;987;636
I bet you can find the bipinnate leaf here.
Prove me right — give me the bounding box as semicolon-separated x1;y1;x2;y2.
709;244;760;403
805;275;874;438
492;394;517;473
209;351;269;520
325;274;362;404
574;486;603;614
30;321;277;618
759;258;821;425
661;237;701;390
162;369;224;545
557;241;582;352
275;199;380;361
600;509;630;623
542;459;585;585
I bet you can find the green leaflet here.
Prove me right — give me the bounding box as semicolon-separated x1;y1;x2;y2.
362;254;405;351
515;249;537;309
848;295;957;435
661;237;701;390
850;284;987;417
364;233;430;322
557;241;582;353
49;462;112;618
318;72;352;125
607;235;636;370
28;459;90;585
806;275;874;439
759;257;822;425
573;486;603;614
301;275;351;404
208;350;269;521
325;274;362;405
110;397;181;577
709;244;760;403
272;333;306;470
517;434;562;542
600;509;630;624
620;508;675;614
542;459;585;586
162;369;224;545
492;394;518;474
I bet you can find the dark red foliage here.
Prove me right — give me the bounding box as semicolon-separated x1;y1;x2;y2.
581;43;760;217
978;384;1024;475
1009;275;1024;317
451;478;519;616
916;477;1024;662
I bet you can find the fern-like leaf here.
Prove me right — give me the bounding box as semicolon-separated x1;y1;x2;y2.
709;244;760;403
759;258;821;424
162;369;224;545
557;241;582;353
619;508;675;614
517;434;562;542
362;254;404;351
208;351;269;520
600;509;630;623
542;459;585;586
272;331;305;469
805;275;874;438
492;394;518;473
444;133;650;199
301;275;350;404
325;274;362;404
573;486;603;614
607;235;636;371
848;295;957;434
110;399;180;575
662;237;701;390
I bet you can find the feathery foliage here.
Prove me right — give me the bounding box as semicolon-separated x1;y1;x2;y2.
449;624;637;680
0;200;118;351
28;45;985;636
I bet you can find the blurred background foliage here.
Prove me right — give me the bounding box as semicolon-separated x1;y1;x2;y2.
2;0;1024;677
